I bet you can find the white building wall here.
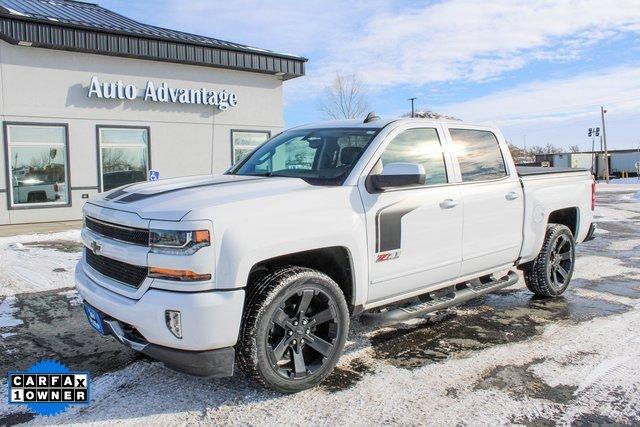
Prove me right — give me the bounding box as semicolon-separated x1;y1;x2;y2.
0;41;286;225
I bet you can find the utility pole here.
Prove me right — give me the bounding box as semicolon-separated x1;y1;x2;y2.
601;106;609;182
408;97;417;118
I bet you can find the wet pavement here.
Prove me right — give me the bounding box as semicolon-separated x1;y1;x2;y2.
367;288;629;370
0;287;141;379
0;187;639;425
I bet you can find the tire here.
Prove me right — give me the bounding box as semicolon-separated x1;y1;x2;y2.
237;266;349;393
521;224;576;297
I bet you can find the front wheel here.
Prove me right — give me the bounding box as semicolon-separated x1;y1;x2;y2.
521;224;576;297
237;266;349;393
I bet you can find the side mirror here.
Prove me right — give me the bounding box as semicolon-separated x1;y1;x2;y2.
369;162;426;191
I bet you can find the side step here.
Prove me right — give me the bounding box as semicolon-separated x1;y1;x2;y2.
361;270;519;326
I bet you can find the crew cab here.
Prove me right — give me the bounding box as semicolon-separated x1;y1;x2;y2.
75;116;596;393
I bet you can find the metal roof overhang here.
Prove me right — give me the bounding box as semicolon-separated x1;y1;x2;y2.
0;15;307;80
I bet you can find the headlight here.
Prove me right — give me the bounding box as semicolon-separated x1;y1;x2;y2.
149;229;210;255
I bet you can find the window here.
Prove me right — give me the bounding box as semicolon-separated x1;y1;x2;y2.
5;123;70;208
98;127;149;192
379;128;447;185
450;129;507;182
231;130;271;165
230;128;379;185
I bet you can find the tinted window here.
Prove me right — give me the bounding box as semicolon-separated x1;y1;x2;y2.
450;129;507;182
6;124;69;206
380;128;447;185
230;128;380;185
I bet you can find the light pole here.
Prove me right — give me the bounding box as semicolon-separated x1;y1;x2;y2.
587;127;600;176
601;106;609;182
408;97;417;118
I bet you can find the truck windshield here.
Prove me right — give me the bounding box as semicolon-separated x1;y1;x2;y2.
228;128;381;185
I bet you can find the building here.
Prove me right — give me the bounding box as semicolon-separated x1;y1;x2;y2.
0;0;306;225
610;149;640;175
534;149;640;178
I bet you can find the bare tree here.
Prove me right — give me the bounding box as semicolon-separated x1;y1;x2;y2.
402;109;460;121
529;143;563;155
319;73;370;120
568;145;581;153
507;142;531;164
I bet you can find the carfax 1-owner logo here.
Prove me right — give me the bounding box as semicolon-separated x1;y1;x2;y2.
8;360;91;416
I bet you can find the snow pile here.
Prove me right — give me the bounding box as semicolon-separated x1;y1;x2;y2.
0;230;81;296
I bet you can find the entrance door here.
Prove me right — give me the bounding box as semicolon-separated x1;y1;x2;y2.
358;126;463;303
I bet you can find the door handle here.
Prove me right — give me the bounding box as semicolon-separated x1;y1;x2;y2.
505;191;519;201
439;199;458;209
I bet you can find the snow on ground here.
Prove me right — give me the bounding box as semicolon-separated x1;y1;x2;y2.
609;238;640;251
0;296;22;330
0;189;639;425
601;177;640;185
0;230;81;296
572;255;640;280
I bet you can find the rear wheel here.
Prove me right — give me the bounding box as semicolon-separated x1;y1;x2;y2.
237;266;349;393
521;224;575;297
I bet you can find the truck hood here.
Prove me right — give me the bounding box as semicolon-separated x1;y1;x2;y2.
88;174;315;221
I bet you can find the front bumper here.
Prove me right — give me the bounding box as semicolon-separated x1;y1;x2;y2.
75;263;245;376
102;317;235;377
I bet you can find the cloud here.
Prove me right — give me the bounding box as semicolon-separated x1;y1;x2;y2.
117;0;640;97
157;0;391;58
437;66;640;127
309;0;640;89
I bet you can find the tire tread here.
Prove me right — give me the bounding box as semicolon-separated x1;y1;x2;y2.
521;224;574;297
236;266;348;392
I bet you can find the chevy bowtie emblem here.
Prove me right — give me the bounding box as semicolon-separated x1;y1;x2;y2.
91;241;102;254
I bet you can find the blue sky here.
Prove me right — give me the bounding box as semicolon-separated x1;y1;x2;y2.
99;0;640;151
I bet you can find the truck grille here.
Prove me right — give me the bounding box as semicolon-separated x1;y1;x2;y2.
85;248;147;288
85;216;149;246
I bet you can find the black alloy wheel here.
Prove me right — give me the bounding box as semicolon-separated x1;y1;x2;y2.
547;232;574;288
237;266;349;393
521;224;575;297
266;288;340;380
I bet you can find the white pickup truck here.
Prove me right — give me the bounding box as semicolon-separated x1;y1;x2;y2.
75;116;596;393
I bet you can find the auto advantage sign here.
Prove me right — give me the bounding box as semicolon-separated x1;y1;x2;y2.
87;76;238;110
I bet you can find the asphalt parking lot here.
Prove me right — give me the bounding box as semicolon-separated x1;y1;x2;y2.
1;185;639;425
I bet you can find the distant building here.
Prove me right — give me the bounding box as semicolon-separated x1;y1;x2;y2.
534;149;640;178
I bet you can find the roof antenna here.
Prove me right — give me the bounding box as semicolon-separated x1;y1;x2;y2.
363;112;380;123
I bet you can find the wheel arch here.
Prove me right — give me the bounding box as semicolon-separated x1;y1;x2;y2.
246;246;356;313
548;207;579;236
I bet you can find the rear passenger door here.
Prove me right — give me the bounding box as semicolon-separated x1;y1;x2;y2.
447;127;524;277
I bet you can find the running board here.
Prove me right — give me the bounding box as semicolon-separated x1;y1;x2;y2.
361;270;519;326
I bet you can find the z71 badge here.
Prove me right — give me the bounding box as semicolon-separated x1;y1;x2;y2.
376;250;401;262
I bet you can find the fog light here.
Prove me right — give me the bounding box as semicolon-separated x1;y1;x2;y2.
165;310;182;339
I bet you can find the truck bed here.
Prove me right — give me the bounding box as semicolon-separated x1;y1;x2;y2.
516;166;589;176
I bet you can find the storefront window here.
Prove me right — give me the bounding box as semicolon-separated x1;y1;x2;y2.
232;130;270;165
98;127;149;192
6;124;70;207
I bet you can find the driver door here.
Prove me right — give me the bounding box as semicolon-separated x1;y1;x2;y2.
358;126;463;303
